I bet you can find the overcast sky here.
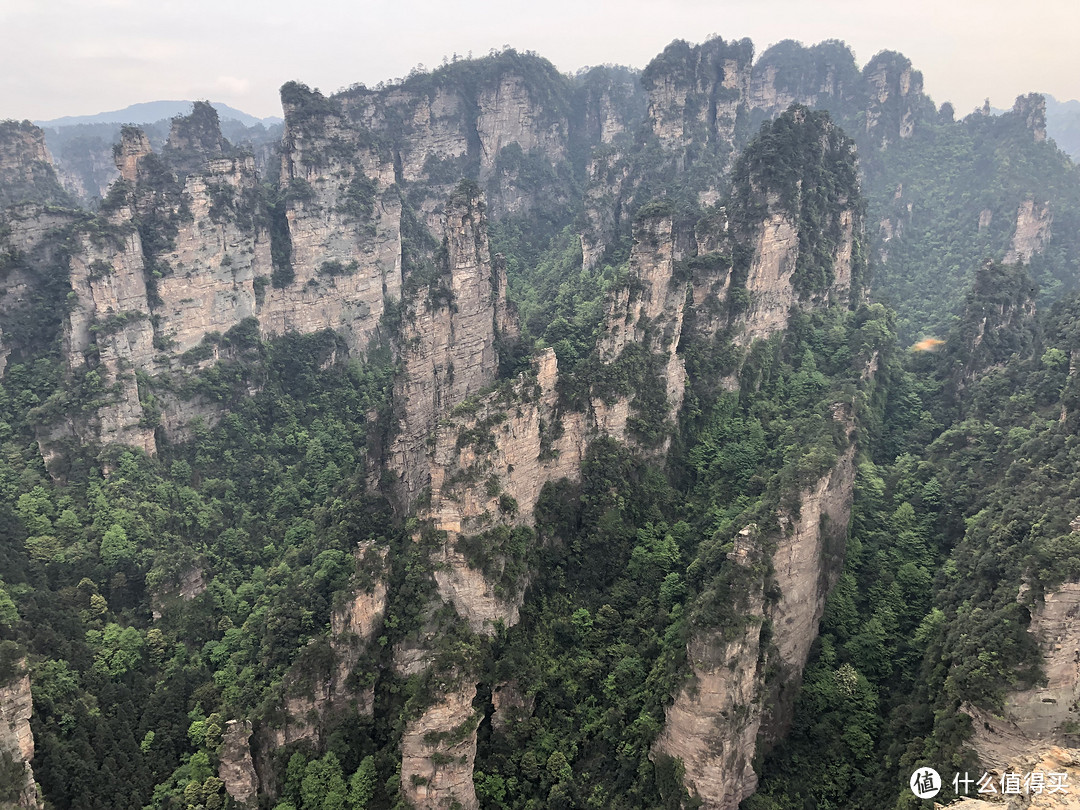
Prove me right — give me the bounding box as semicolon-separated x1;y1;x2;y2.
2;0;1078;122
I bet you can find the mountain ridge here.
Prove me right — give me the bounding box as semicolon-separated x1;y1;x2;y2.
34;100;281;129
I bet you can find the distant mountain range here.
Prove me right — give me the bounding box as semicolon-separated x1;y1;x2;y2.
34;100;282;129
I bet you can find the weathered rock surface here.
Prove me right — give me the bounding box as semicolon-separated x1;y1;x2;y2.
761;437;857;743
966;583;1080;770
115;126;152;183
260;542;389;759
598;212;689;425
0;121;67;208
0;667;43;809
655;526;767;810
3;99;406;462
1006;198;1053;264
422;348;583;632
863;51;926;144
749;40;860;118
1014;93;1049;144
389;186;502;506
218;720;258;806
938;747;1080;810
151;565;206;620
642;37;753;155
400;681;481;810
655;433;857;808
329;542;389;703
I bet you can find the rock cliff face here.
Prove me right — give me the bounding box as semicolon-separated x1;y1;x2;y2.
862;51;927;144
389;185;504;505
401;681;481;810
654;526;767;810
967;583;1080;770
641;37;754;154
0;41;894;471
598;212;689;424
253;541;389;790
1014;93;1049;143
329;542;389;705
0;122;67;208
416;347;584;632
218;720;258;807
336;54;573;227
1006;198;1053;264
761;437;857;742
2;101;404;465
656;439;857;809
0;667;42;809
749;40;861;119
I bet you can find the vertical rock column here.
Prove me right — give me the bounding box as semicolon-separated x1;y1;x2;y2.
390;186;501;504
0;666;43;809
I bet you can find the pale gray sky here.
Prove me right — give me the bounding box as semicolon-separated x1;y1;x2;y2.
2;0;1078;122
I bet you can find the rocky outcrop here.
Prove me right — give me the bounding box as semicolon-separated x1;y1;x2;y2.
1014;93;1048;144
150;565;206;620
329;542;389;704
966;582;1080;769
0;666;42;809
749;40;861;118
491;681;534;732
0;121;67;208
597;211;689;433
114;127;152;183
56;202;157;457
4;97;406;462
337;53;572;226
475;73;568;185
0;205;76;378
737;202;801;344
654;526;767;810
655;437;857;809
761;436;857;743
258;541;389;768
641;37;753;154
862;51;927;145
400;681;481;810
1006;198;1052;264
419;348;583;632
685;109;860;352
942;747;1080;810
576;66;647;147
218;720;258;807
